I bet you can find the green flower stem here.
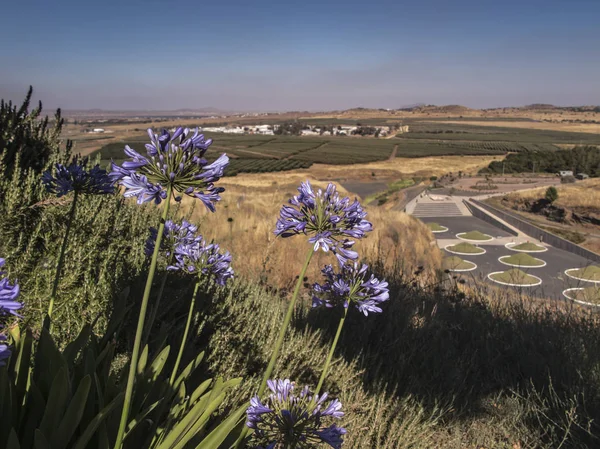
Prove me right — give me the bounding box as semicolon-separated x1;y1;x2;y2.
114;185;172;449
47;190;79;325
314;306;348;396
169;277;201;386
235;247;314;449
258;247;314;396
142;268;170;347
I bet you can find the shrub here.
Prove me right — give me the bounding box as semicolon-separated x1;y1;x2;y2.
545;186;559;203
0;86;67;174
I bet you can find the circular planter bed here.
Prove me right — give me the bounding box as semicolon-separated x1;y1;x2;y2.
498;253;546;268
442;256;477;272
456;231;493;242
488;269;542;287
563;286;600;306
445;242;486;256
564;266;600;283
505;242;548;253
426;222;449;233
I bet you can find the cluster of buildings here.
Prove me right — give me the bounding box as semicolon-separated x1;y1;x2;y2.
200;124;406;137
202;125;274;135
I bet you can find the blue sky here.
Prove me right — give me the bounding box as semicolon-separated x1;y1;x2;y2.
1;0;599;111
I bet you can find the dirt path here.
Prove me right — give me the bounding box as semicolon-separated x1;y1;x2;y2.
388;144;398;160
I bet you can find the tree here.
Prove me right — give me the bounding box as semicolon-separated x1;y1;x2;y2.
545;186;559;203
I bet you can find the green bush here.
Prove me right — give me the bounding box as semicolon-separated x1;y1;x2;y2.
545;186;559;203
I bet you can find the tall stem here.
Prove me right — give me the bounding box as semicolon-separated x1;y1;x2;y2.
47;190;79;324
142;270;169;347
235;247;314;449
314;306;348;396
114;185;172;449
258;247;314;396
169;278;201;385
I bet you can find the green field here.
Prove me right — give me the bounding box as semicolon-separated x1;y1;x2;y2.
398;123;600;145
89;121;593;175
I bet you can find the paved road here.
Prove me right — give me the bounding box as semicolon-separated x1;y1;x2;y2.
420;216;598;300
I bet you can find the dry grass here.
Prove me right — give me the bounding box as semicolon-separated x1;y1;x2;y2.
428;120;600;134
175;177;441;289
505;178;600;211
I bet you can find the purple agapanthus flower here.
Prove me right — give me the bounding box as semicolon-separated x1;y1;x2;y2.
144;220;201;257
275;181;372;264
246;379;346;449
168;236;234;286
0;258;22;367
0;335;10;367
41;157;115;197
109;127;229;211
312;263;389;316
0;258;21;318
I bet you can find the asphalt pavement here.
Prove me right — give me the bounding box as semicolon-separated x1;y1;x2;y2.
420;216;598;300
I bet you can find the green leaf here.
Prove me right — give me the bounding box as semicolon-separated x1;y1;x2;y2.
157;392;226;449
124;399;161;438
149;345;170;380
0;368;13;445
172;351;204;392
6;428;20;449
63;324;92;367
72;392;124;449
188;379;212;407
39;367;70;438
51;375;92;449
19;381;46;449
193;403;247;449
34;430;51;449
137;345;149;375
13;328;33;402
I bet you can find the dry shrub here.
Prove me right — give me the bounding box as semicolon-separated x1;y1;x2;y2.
505;178;600;211
177;179;441;289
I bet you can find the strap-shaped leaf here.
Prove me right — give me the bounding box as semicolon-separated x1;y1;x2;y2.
13;328;33;403
51;375;92;449
193;403;247;449
137;345;149;375
72;392;124;449
124;398;161;438
63;324;92;367
34;430;51;449
19;381;46;449
188;379;213;407
39;367;70;438
157;392;226;449
0;368;13;448
6;428;20;449
149;345;170;380
172;351;205;392
34;328;67;396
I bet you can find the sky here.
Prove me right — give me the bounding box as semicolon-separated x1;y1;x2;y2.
1;0;599;111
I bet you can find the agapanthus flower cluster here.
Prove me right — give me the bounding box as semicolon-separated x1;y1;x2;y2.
41;157;115;197
144;220;201;257
168;235;234;286
0;258;22;367
246;379;346;449
109;127;229;211
312;263;389;316
275;181;372;264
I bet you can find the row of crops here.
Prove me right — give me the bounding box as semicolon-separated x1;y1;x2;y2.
399;123;600;144
90;130;568;175
227;158;313;175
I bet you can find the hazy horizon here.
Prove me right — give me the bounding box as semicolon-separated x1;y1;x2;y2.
2;0;599;112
